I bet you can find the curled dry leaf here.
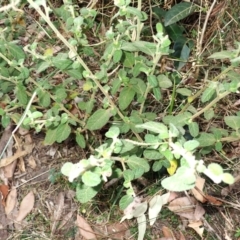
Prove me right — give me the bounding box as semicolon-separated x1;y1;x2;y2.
188;220;204;238
191;177;207;203
162;226;175;238
5;188;17;215
76;214;97;240
0;149;29;168
15;191;35;222
0;184;9;206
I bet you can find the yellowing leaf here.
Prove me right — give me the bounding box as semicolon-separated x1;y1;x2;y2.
44;48;54;57
167;159;178;176
83;81;93;91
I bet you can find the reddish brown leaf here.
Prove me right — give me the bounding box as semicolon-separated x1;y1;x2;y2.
76;214;97;240
0;184;9;206
162;226;174;238
15;191;35;222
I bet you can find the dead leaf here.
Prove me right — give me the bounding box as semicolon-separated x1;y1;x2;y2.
204;194;222;206
0;184;9;206
191;177;207;203
162;226;175;238
179;231;186;240
168;197;196;220
51;192;64;235
0;149;29;168
76;214;97;240
57;211;73;230
0;125;13;155
3;160;17;178
15;191;35;222
168;191;179;202
5;188;17;215
188;220;204;238
28;156;37;169
194;204;205;220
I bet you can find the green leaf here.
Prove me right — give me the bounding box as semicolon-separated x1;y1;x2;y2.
61;162;74;176
153;87;162;101
204;108;215;120
158;74;172;88
152;161;163;172
222;173;235;184
183;140;199;151
136;121;168;136
105;126;120;138
127;155;150;172
119;195;134;210
38;90;51;107
176;88;192;96
161;166;196;191
44;128;57;145
201;85;216;103
52;55;72;70
111;78;121;95
56;123;71;143
16;84;28;105
164;2;197;26
76;182;102;203
121;41;157;56
188;122;199;137
86;109;112;130
119;87;136;110
143;149;162;160
208;50;236;60
76;133;86;148
215;141;222;151
8;43;25;60
123;52;135;68
55;88;67;102
224;116;240;130
196;133;216;147
208;163;223;176
113;49;122;63
82;171;101;187
163;112;192;127
148;75;158;88
2;114;10;128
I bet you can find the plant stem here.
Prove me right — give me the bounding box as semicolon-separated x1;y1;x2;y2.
191;91;230;120
28;0;142;141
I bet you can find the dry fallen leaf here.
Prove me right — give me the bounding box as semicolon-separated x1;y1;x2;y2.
0;184;9;206
0;125;13;155
76;214;97;240
57;211;73;230
191;177;207;203
188;220;204;238
168;197;196;220
179;231;186;240
5;188;17;215
162;226;175;238
16;191;35;222
51;192;64;235
3;160;17;179
0;149;29;168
